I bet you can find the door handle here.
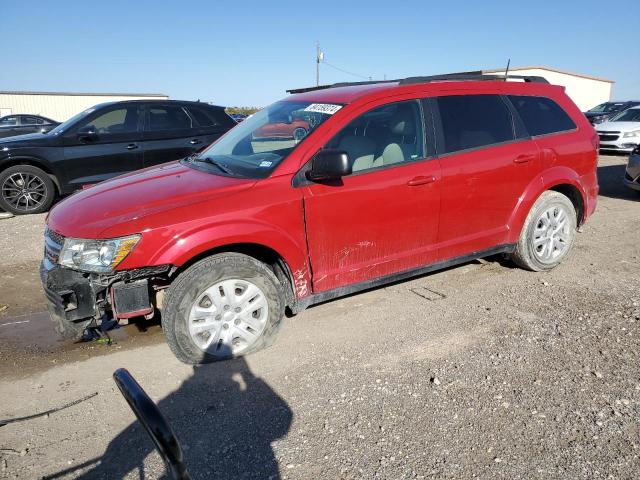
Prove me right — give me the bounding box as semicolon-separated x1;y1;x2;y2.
407;175;437;186
189;139;202;145
514;154;535;164
126;143;139;150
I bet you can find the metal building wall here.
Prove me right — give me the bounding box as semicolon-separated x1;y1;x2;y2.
484;67;614;111
0;92;169;122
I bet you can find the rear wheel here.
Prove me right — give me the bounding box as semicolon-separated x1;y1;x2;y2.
0;165;56;215
511;191;577;271
162;253;285;364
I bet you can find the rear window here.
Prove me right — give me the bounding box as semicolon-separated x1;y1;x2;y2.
187;106;233;128
148;105;194;131
508;95;576;136
436;95;514;154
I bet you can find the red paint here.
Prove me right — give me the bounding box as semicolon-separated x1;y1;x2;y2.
47;80;598;299
253;119;310;139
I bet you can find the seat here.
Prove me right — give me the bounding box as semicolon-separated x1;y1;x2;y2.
338;135;376;172
373;107;418;167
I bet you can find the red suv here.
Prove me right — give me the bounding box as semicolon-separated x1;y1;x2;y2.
41;74;599;364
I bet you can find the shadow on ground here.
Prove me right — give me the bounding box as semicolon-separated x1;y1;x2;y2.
50;358;292;479
597;160;638;201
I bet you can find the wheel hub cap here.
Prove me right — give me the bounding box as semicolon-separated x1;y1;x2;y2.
532;205;571;262
188;279;268;356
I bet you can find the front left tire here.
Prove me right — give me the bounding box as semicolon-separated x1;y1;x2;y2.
162;253;285;364
0;165;56;215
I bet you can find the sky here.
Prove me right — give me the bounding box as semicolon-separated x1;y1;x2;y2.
2;0;639;108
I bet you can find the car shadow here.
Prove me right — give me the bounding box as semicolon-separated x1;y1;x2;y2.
597;162;638;201
68;358;293;479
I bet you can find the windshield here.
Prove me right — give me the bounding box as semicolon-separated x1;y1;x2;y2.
588;102;625;113
610;108;640;122
47;107;98;135
184;101;342;178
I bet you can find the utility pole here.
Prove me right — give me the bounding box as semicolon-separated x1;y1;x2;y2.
316;42;323;86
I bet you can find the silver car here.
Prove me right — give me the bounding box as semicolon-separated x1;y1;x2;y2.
596;107;640;152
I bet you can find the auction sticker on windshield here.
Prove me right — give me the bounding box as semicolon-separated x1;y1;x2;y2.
304;103;342;115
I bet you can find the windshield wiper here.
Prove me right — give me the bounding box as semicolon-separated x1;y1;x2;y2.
191;155;235;175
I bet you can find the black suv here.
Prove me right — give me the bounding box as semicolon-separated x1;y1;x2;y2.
0;100;235;214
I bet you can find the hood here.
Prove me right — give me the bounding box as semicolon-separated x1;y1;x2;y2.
47;161;257;238
596;121;640;133
0;131;57;146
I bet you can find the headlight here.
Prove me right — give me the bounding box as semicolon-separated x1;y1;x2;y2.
623;130;640;138
58;235;141;273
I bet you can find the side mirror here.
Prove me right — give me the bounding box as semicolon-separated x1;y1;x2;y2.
306;149;351;182
113;368;191;480
77;125;97;142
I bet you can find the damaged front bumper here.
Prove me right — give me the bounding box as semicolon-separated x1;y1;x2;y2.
40;261;171;338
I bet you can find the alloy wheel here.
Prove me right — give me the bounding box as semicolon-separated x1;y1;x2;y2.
1;172;48;212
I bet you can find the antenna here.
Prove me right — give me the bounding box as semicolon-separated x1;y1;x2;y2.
316;42;324;86
504;58;511;81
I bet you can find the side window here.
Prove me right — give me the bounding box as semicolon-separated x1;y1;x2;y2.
187;106;233;128
327;100;425;173
435;95;514;154
21;116;42;125
147;105;194;131
80;107;139;134
508;95;577;136
0;116;18;127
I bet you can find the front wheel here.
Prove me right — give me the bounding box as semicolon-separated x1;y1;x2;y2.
0;165;56;215
511;191;577;272
162;253;285;364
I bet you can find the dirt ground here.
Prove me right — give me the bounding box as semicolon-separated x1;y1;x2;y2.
0;155;638;479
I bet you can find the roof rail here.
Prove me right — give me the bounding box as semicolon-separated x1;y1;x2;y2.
287;80;397;95
399;73;550;84
287;72;549;94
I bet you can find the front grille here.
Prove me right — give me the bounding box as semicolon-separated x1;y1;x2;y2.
44;228;64;270
597;131;620;142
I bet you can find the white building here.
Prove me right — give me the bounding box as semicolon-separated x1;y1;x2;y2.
0;91;169;122
482;66;614;111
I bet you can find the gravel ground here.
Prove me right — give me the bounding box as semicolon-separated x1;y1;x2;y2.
0;155;638;479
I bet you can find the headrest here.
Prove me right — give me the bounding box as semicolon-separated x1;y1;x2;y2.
390;107;415;135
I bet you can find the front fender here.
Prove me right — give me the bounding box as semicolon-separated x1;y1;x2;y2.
506;166;587;244
120;219;312;299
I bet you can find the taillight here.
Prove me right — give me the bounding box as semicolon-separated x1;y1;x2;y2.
590;133;600;151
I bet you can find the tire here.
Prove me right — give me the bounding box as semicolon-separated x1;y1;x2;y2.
0;165;56;215
511;191;577;272
162;253;285;364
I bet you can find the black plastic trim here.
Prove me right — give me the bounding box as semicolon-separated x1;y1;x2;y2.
293;243;516;312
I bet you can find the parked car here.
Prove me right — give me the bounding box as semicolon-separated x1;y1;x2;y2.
624;144;640;194
0;100;235;214
584;101;640;125
229;113;248;123
595;106;640;153
252;112;310;141
0;114;59;139
41;74;598;364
